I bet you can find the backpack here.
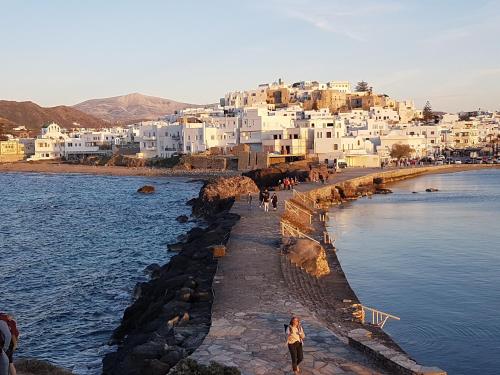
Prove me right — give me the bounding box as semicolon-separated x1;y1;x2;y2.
0;314;19;352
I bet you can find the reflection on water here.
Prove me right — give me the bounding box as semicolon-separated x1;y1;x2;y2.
329;169;500;375
0;173;201;374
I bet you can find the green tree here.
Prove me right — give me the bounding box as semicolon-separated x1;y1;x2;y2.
422;101;433;122
354;80;370;92
390;144;413;159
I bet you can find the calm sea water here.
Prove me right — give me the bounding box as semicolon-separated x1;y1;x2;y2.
328;169;500;375
0;173;201;374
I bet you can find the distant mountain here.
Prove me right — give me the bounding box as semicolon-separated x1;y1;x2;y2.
0;100;107;131
73;93;197;123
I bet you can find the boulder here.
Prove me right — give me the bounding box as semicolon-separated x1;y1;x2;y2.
167;243;184;252
144;263;161;278
176;215;189;223
132;341;167;359
138;185;155;194
144;359;171;375
426;188;439;192
285;238;330;277
375;188;393;194
177;287;194;302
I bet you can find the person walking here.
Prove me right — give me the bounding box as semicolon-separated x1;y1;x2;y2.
271;193;278;211
259;189;264;208
286;316;305;374
262;189;270;212
246;192;253;209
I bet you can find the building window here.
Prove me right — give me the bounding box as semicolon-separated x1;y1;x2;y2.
326;132;332;138
334;144;338;150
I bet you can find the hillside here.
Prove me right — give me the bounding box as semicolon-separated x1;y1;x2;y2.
0;100;107;131
73;92;197;123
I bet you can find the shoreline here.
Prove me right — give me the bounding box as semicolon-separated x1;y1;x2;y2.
0;161;238;178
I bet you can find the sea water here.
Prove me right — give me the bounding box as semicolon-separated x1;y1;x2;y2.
328;169;500;375
0;173;201;374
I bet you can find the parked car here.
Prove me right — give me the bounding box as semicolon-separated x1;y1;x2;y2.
337;161;348;169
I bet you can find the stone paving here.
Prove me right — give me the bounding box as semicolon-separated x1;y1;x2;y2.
191;169;388;374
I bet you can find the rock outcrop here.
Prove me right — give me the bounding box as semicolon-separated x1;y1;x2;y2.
191;176;258;218
283;238;330;278
137;185;155;194
176;215;189;223
15;359;72;375
169;358;240;374
243;162;310;188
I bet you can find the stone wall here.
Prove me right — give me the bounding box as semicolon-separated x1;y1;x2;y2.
182;155;227;170
305;165;477;203
348;329;446;375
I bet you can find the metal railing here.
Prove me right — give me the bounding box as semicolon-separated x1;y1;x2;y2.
323;231;334;245
360;305;400;328
292;189;319;209
280;220;320;245
284;200;313;224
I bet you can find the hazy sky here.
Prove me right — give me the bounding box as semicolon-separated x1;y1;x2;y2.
1;0;499;112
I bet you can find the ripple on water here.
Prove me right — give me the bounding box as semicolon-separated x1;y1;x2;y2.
331;170;500;375
0;173;202;374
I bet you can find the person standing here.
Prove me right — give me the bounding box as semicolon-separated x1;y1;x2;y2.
271;193;278;211
286;316;305;374
263;189;270;212
259;189;264;208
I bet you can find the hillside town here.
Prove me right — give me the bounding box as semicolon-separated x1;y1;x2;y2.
1;79;499;167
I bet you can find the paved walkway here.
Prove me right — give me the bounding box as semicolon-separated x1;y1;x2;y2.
191;169;388;374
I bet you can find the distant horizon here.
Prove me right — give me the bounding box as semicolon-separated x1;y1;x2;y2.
1;1;499;112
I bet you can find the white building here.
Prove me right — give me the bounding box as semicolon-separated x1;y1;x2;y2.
328;81;351;93
239;107;296;151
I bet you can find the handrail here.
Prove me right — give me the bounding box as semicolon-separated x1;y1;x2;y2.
292;189;319;209
280;220;321;245
284;200;313;224
360;305;400;328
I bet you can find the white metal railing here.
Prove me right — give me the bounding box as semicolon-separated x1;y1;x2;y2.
284;200;313;224
292;189;319;209
280;220;320;245
360;305;400;328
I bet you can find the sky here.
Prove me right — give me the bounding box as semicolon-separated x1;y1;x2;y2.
1;0;499;112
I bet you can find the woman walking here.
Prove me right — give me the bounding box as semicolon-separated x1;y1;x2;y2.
271;193;278;211
286;316;305;374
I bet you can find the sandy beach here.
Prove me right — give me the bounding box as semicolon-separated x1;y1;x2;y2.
0;161;239;178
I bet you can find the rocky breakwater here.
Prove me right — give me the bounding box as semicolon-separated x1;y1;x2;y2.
243;160;329;188
103;176;258;375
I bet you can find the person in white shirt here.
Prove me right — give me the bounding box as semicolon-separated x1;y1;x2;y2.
286;316;305;373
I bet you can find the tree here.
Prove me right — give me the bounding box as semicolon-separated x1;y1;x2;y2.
422;101;433;122
354;80;370;92
390;144;413;160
